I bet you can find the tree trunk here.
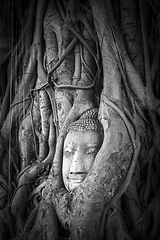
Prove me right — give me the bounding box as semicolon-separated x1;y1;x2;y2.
0;0;160;239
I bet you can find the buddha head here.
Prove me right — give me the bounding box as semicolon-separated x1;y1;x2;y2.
62;108;103;192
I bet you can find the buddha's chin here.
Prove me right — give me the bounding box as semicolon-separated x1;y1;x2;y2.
67;180;83;191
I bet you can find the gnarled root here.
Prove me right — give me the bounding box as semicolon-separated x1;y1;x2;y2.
147;187;160;240
11;114;56;233
21;199;58;240
104;210;133;240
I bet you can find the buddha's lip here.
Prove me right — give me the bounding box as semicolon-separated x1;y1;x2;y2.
70;179;84;183
68;175;86;182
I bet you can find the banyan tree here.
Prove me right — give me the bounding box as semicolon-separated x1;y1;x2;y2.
0;0;160;239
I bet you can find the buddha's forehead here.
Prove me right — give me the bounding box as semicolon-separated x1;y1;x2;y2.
64;130;101;147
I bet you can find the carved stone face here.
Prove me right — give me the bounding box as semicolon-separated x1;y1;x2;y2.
62;130;102;191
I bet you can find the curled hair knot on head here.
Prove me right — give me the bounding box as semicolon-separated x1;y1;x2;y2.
66;108;103;135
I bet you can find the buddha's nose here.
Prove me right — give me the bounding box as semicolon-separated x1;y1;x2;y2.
70;150;85;174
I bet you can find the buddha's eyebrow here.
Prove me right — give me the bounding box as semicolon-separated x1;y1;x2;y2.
64;145;74;149
86;143;99;148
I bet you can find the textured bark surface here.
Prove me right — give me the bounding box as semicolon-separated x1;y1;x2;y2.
0;0;160;239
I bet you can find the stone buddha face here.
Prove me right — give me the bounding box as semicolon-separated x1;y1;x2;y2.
62;109;103;192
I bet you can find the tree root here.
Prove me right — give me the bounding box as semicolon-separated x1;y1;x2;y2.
98;93;140;240
21;200;58;240
105;211;133;240
0;205;15;238
11;114;56;232
147;188;160;240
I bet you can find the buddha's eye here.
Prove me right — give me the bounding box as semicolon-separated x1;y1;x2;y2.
64;147;74;157
86;147;97;155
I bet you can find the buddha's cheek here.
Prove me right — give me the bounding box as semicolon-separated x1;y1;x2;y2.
62;157;71;188
83;156;95;172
